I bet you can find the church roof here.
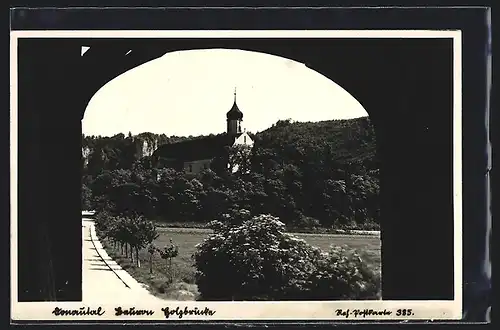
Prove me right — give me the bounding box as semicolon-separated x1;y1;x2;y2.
226;89;243;120
153;133;243;162
226;101;243;120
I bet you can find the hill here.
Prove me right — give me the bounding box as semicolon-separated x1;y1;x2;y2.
253;116;378;168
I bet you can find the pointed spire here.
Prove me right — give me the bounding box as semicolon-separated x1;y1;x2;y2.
227;86;243;121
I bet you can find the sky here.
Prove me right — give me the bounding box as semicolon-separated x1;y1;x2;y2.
82;48;368;137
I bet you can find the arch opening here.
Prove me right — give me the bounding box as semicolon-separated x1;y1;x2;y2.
81;47;382;301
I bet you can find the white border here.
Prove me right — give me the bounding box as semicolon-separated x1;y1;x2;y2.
10;30;462;321
11;30;461;38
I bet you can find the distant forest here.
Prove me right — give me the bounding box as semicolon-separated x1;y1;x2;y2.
82;116;380;231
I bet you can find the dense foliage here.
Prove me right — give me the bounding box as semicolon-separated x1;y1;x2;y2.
193;214;380;300
82;117;380;231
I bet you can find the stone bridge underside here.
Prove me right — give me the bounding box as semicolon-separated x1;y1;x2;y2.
18;38;456;302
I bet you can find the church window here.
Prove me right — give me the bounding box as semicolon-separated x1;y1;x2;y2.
188;164;193;172
204;163;208;169
244;136;247;143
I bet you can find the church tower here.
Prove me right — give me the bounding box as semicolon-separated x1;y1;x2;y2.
226;88;243;135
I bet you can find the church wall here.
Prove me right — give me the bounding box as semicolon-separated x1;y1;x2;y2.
183;158;213;174
227;119;241;134
233;131;254;147
156;157;184;171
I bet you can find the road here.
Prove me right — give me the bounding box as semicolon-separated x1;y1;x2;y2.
82;217;166;303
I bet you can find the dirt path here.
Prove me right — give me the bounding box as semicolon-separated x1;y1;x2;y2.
82;218;167;303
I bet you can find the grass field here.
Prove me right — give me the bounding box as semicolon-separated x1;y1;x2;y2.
101;227;381;301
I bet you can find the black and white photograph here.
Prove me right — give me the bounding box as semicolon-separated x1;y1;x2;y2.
81;46;382;304
11;10;489;320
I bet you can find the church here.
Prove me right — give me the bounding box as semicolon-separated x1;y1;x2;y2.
152;90;254;174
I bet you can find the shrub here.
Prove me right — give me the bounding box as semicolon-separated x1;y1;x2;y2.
193;213;380;301
158;239;180;282
221;208;252;226
306;246;381;300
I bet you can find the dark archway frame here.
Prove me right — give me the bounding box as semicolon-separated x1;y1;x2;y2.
17;36;455;302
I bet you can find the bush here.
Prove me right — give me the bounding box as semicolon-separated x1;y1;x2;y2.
221;208;252;226
193;213;380;301
193;214;315;300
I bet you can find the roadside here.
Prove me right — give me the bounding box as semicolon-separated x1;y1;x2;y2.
82;217;167;303
96;221;380;301
99;236;200;301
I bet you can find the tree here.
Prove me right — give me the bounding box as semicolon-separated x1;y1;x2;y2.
86;147;107;176
84;116;380;231
227;144;253;174
132;216;159;267
322;179;351;227
147;244;156;274
81;182;93;211
95;213;159;267
159;239;179;283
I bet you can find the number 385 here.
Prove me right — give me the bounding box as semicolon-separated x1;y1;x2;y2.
396;309;413;316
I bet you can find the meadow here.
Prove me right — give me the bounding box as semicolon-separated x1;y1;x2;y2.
101;227;381;301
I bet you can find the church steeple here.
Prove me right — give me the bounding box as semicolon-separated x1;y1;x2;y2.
226;87;243;134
